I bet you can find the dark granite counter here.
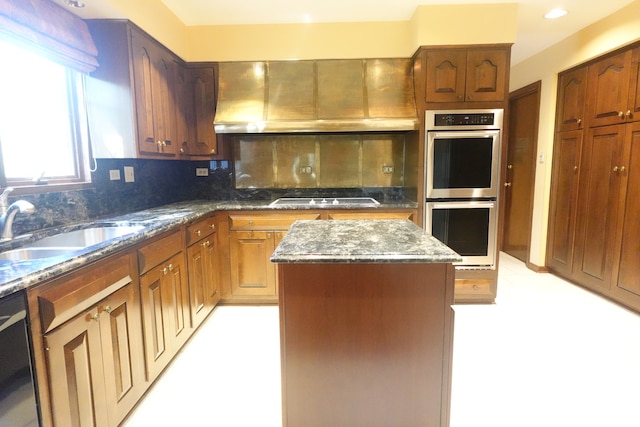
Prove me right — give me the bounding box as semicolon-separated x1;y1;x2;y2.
271;219;461;263
0;198;418;298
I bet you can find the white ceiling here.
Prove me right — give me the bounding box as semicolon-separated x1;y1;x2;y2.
66;0;636;65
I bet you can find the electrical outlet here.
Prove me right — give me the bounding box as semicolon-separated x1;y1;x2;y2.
124;166;135;183
538;152;545;164
195;167;209;177
382;165;394;174
299;166;313;175
109;169;121;181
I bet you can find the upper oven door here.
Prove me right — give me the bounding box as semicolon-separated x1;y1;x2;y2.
426;130;501;199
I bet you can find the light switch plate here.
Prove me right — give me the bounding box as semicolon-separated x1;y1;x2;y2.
109;169;121;181
195;167;209;177
124;166;135;183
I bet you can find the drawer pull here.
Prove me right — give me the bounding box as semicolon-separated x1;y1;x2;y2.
103;305;112;314
201;241;211;248
196;230;202;236
89;312;100;322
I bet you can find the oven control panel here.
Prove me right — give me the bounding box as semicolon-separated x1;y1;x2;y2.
435;113;494;126
426;109;503;131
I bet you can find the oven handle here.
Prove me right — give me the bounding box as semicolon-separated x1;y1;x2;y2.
428;201;496;209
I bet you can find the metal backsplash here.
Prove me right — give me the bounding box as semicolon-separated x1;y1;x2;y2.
234;134;405;189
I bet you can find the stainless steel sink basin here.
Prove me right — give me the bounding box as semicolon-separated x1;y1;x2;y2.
0;247;77;261
269;197;380;207
30;225;145;249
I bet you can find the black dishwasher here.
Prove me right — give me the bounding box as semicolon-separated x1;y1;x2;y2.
0;291;40;426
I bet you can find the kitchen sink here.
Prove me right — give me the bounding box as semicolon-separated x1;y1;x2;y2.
0;225;145;262
269;197;380;207
0;247;77;261
29;225;145;249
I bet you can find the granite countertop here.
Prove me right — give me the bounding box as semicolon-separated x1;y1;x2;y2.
0;198;419;298
270;219;461;264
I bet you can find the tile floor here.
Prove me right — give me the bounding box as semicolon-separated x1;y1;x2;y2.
123;253;640;427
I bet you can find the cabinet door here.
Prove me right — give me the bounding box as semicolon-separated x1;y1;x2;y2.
154;53;177;156
465;49;508;102
425;50;466;103
45;308;108;427
204;235;221;308
586;50;633;127
572;124;625;290
229;231;277;297
556;67;587;131
628;47;640;122
187;239;215;328
139;265;172;381
130;30;158;155
164;252;190;350
614;122;640;296
189;66;218;156
173;61;191;156
546;130;582;275
100;283;146;426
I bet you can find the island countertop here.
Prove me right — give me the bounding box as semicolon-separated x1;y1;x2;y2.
270;219;461;263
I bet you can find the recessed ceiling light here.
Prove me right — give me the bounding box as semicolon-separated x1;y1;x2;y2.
544;8;568;19
64;0;86;8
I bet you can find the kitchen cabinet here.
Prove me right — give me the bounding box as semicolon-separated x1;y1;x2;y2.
423;46;510;105
28;253;145;427
138;231;190;381
187;64;220;157
556;67;587;132
86;20;183;159
226;213;320;303
586;47;640;127
186;214;220;328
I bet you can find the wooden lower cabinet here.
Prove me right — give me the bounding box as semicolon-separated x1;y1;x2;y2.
28;253;145;427
139;237;190;382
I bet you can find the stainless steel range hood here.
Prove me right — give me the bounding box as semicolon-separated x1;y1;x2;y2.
214;58;418;134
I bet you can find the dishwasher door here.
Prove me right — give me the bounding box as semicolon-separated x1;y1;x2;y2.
0;291;40;426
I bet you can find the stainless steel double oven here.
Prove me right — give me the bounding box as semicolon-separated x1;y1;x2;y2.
424;109;503;268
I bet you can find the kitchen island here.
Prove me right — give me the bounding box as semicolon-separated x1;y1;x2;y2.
271;219;461;427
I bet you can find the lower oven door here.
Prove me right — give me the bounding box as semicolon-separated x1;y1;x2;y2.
425;200;497;268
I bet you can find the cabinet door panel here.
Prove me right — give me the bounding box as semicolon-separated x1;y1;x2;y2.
465;49;507;102
130;33;158;155
166;253;190;348
557;67;587;131
140;268;170;380
154;55;176;155
573;125;624;289
587;51;632;127
425;50;466;103
628;47;640;122
100;283;146;425
190;66;218;156
546;131;582;274
187;242;208;325
229;231;276;296
615;123;640;295
45;311;108;427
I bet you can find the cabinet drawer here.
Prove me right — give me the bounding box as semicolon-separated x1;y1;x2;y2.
186;215;217;245
137;231;182;275
37;253;134;333
229;213;320;231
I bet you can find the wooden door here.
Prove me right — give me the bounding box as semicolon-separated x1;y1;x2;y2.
572;124;625;290
425;50;466;103
556;67;587;132
614;121;640;296
130;30;158;155
190;66;218;156
502;82;540;262
229;231;277;297
586;50;632;127
45;308;108;427
139;266;171;381
164;252;190;349
465;49;508;102
546;130;583;275
100;283;146;426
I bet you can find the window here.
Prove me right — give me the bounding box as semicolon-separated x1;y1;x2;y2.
0;38;92;190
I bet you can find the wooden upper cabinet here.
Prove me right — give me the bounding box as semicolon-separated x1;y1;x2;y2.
173;60;193;157
628;47;640;123
556;67;587;132
425;46;509;104
586;50;635;127
188;65;219;157
130;29;177;157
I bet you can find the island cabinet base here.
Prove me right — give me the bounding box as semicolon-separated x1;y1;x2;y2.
278;262;455;427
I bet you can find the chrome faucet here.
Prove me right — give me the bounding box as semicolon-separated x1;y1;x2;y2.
0;188;35;241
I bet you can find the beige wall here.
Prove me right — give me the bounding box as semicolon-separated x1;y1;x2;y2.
96;1;516;61
509;0;640;267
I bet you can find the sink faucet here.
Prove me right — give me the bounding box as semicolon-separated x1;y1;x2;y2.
0;188;35;240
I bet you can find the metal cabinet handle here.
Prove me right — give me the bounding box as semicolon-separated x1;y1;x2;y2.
89;312;100;322
196;230;202;236
577;118;582;125
626;110;632;119
619;111;625;118
504;182;512;187
210;224;216;231
574;165;578;171
201;240;210;248
103;305;112;314
614;166;619;172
